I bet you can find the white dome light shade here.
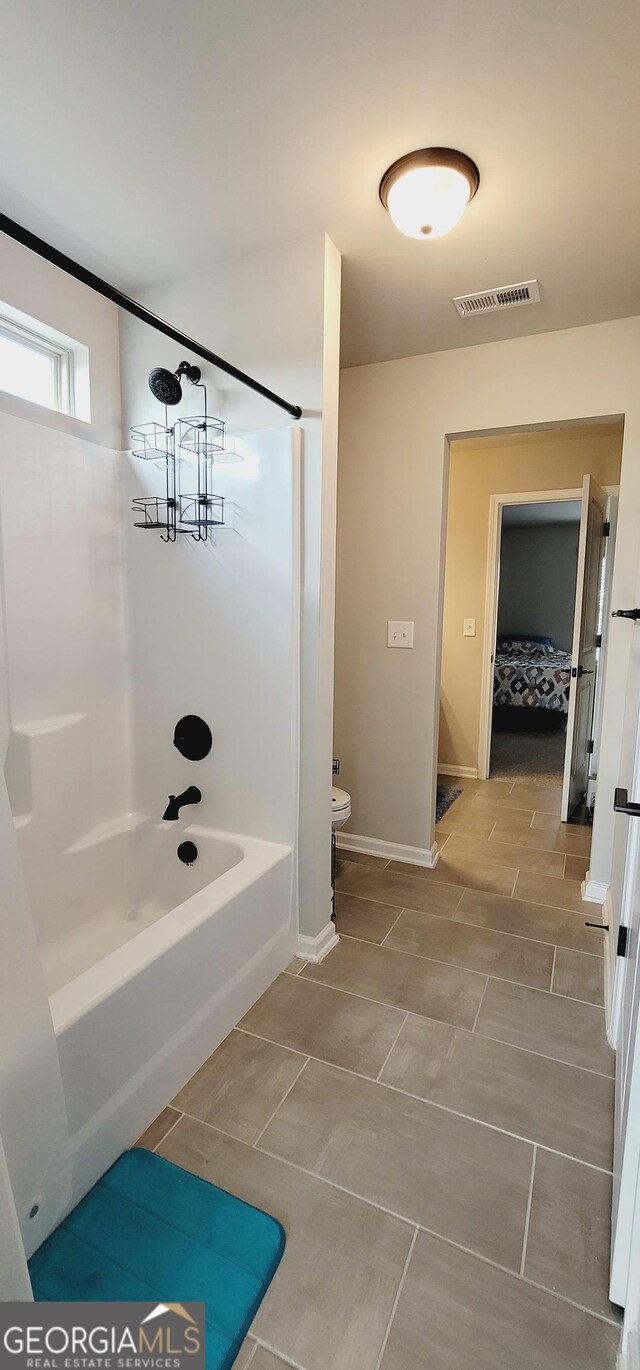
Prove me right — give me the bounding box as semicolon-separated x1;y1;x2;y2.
379;148;480;240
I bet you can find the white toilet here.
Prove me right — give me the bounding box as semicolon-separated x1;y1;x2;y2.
331;785;351;829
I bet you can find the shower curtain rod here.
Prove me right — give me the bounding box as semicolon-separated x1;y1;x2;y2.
0;211;303;420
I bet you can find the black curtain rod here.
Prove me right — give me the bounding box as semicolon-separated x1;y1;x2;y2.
0;211;303;420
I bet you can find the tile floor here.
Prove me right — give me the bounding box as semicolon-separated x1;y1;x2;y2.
137;777;620;1370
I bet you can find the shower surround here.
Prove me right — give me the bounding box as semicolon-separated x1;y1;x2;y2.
0;407;300;1247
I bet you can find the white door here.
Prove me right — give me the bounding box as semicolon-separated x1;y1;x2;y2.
610;700;640;1305
561;475;607;820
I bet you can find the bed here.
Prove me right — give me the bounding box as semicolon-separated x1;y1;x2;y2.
493;636;572;712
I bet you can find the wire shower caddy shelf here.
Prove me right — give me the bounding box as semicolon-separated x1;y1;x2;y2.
130;382;229;543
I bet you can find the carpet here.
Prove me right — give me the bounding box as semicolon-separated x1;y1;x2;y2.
28;1147;285;1370
490;728;566;783
436;783;462;823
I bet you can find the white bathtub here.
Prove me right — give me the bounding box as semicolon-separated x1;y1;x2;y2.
39;815;293;1225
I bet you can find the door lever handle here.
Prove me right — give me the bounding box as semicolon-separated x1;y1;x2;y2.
614;787;640;816
612;609;640;620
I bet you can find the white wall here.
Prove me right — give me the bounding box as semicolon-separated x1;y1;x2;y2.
335;316;640;962
119;231;341;941
122;428;300;847
497;522;580;652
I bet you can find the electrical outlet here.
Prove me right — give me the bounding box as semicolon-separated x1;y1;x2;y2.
388;621;414;648
463;618;476;637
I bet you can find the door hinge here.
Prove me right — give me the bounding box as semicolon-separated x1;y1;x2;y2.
595;634;602;648
602;520;610;537
587;739;594;754
617;925;629;957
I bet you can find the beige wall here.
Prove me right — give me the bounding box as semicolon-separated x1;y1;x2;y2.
333;315;640;955
439;428;623;773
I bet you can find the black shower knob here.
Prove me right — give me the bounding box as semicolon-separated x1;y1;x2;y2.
173;715;213;761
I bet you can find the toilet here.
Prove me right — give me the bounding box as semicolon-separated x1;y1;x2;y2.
331;785;351;829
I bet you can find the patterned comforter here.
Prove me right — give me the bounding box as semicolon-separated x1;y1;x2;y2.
493;638;572;712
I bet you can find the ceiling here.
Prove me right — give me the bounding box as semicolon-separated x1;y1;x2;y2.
502;500;581;529
0;0;639;368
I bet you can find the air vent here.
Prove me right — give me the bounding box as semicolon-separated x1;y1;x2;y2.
453;280;541;318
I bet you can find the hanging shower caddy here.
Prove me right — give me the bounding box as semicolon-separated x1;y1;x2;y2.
176;411;226;541
130;421;177;542
130;363;230;543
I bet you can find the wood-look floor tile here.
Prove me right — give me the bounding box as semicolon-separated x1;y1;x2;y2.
443;833;565;878
439;776;514;793
239;973;405;1078
524;1150;620;1319
475;979;615;1079
456;887;604;956
135;1106;181;1152
492;818;591;856
335;848;389;868
172;1029;305;1143
158;1116;413;1370
529;815;592;851
336;861;463;915
250;1348;292;1370
234;1340;258;1370
261;1059;532;1270
301;937;486;1029
460;800;536;829
553;947;605;1006
380;1015;614;1167
379;1229;619;1370
437;812;498;841
564;853;589;881
514;871;592;914
284;957;307;975
387;853;517;897
385;909;553;990
335;891;401;943
509;783;563;815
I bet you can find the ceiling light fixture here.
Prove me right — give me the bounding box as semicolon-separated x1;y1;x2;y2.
379;147;480;240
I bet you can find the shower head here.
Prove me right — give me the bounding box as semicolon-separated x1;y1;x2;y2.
148;360;202;406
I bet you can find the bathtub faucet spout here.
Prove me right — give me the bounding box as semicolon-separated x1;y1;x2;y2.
162;785;202;821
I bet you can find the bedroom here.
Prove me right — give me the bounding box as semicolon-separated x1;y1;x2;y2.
438;421;624;821
492;501;581;787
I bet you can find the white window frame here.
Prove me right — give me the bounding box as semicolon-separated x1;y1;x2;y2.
0;311;75;416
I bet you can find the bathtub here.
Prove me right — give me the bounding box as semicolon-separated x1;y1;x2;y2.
38;814;293;1226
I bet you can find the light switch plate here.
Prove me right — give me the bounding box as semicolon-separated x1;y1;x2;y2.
463;618;476;637
388;621;414;648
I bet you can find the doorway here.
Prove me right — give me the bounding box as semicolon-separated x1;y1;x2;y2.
490;497;581;787
438;424;623;823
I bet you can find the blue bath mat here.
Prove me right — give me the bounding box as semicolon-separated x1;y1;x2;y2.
29;1147;285;1370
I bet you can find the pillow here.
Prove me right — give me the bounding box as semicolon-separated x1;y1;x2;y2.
496;637;554;657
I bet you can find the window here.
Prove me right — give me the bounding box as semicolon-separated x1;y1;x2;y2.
0;303;89;421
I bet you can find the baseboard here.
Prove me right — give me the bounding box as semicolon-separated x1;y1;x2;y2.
337;831;440;869
582;872;608;904
295;920;339;964
438;763;478;779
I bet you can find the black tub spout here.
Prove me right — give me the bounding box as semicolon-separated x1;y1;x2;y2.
162;786;202;821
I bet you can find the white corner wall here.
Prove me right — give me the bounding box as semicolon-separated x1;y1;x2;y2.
119;231;341;939
0;234;124;1280
0;233;122;449
335;316;640;948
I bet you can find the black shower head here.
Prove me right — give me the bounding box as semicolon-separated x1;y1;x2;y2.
148;367;183;406
148;361;202;406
